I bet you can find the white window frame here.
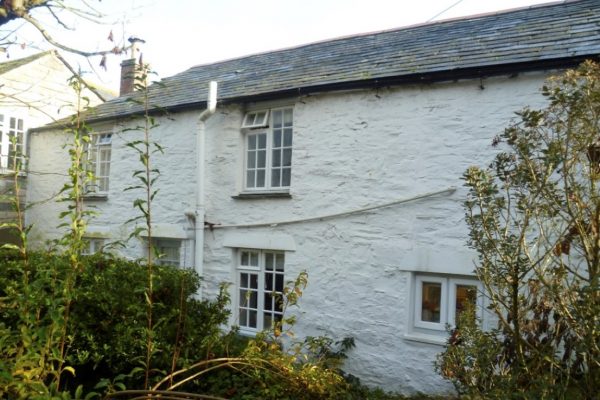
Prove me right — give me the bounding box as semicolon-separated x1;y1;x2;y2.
241;110;269;129
152;238;183;267
0;114;26;172
85;132;112;195
413;274;483;333
237;249;285;334
242;107;293;192
82;238;105;255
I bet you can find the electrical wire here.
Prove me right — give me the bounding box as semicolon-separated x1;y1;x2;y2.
427;0;465;22
208;186;456;229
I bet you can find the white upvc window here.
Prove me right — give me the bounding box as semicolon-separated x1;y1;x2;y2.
413;274;483;332
85;133;112;195
243;107;293;191
82;238;105;255
152;238;183;267
237;249;285;333
0;114;25;171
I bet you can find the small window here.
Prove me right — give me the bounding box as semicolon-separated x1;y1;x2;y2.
82;238;105;255
243;107;293;192
237;249;285;333
151;238;182;267
413;274;482;333
0;114;26;171
241;110;269;129
85;133;112;195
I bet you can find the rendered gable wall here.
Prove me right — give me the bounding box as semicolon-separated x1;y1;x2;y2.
0;52;106;237
26;70;552;394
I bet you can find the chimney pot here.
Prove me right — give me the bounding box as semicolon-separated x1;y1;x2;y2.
119;36;145;96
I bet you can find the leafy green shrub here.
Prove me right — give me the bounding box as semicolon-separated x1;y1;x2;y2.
0;249;231;396
437;62;600;399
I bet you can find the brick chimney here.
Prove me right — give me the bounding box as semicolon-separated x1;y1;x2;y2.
119;37;145;96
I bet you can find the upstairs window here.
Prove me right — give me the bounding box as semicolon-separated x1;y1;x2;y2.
243;107;293;191
85;133;112;195
241;110;269;129
0;115;25;171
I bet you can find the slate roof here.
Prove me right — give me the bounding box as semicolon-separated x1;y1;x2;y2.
0;50;116;101
78;0;600;122
0;51;51;75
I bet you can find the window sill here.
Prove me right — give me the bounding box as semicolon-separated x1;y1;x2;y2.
0;170;27;177
83;193;108;201
403;332;447;346
232;191;291;200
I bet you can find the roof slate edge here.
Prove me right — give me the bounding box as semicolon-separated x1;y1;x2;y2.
32;54;599;131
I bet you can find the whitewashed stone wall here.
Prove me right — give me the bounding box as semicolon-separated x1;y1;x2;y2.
0;53;105;239
26;70;552;394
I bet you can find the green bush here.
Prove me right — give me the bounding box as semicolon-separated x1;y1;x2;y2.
0;249;231;396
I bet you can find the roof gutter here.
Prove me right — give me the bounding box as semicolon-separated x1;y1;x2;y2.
30;54;600;131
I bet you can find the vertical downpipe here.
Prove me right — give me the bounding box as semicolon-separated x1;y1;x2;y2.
195;81;217;298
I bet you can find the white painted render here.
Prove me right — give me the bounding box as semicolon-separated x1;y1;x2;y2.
26;70;551;394
0;52;105;130
0;52;106;231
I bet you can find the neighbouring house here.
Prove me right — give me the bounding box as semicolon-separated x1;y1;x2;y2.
0;50;111;243
25;0;600;395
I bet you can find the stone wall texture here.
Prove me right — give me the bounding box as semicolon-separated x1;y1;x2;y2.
27;71;551;394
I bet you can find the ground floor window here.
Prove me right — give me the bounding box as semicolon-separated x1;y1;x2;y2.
82;237;105;255
237;249;285;333
151;238;182;267
413;274;482;332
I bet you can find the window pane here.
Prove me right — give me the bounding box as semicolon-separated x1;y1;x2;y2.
240;309;247;326
421;282;442;323
276;254;284;271
249;291;257;308
257;170;265;187
250;274;258;288
273;110;282;128
273;131;282;148
455;284;477;320
264;293;272;310
283;149;292;167
275;274;284;292
250;252;259;266
265;273;273;291
284;130;293;147
271;169;280;187
258;133;267;149
246;171;255;188
264;313;272;329
265;253;273;270
282;168;291;187
274;295;283;312
272;149;281;167
249;310;257;328
257;150;266;168
283;109;293;127
247;151;256;168
248;135;256;150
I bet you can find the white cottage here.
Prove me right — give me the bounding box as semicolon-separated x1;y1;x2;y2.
0;51;110;242
26;1;600;395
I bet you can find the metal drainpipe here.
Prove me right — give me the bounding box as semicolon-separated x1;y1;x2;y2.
195;81;217;298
